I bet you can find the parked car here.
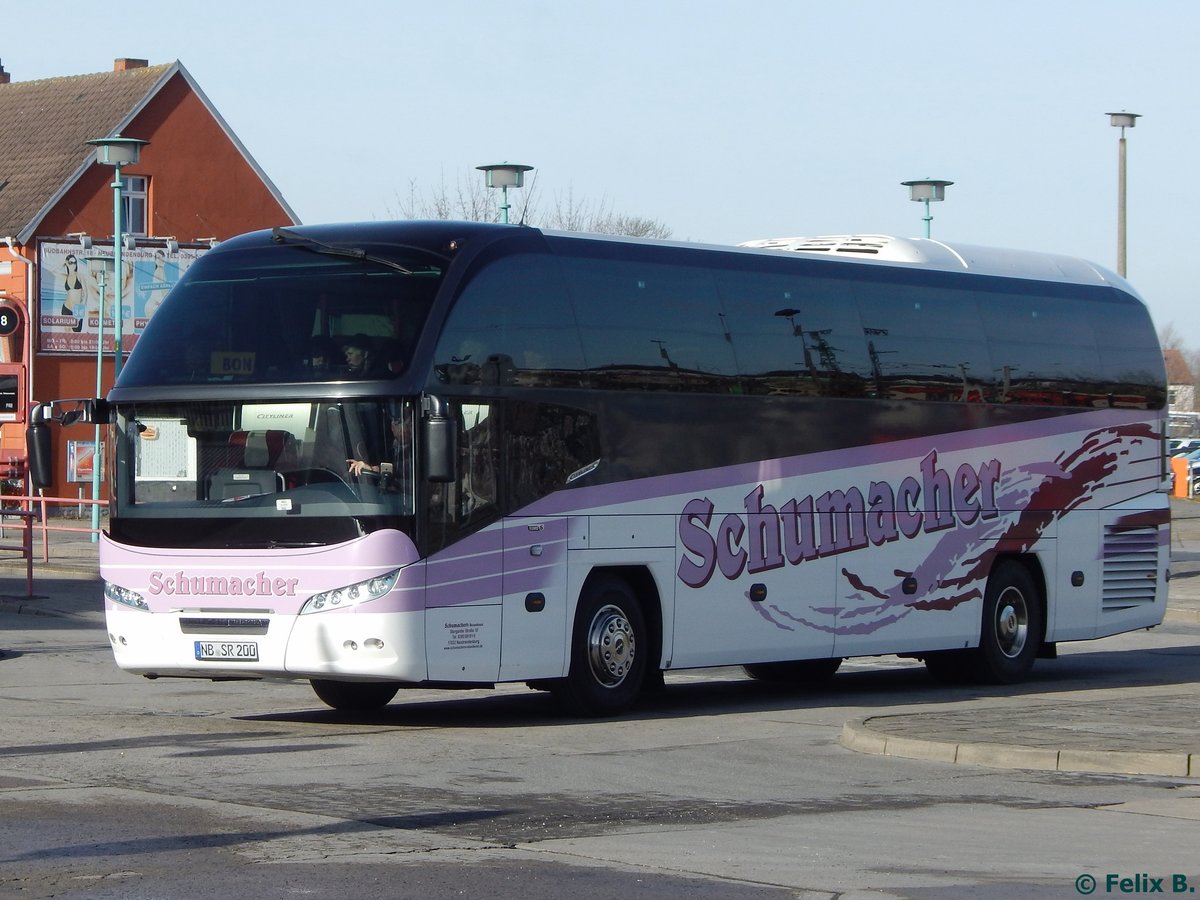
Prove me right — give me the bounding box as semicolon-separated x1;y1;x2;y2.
1170;438;1200;456
1180;447;1200;495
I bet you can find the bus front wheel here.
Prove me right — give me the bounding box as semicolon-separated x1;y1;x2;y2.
553;576;648;717
311;678;400;711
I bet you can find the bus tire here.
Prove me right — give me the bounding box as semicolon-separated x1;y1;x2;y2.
311;679;399;711
743;658;842;683
967;560;1043;684
554;576;647;717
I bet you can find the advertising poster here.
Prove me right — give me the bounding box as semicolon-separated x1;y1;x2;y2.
38;241;208;353
66;440;103;484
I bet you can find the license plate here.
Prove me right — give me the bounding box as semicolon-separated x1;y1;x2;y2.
194;641;259;661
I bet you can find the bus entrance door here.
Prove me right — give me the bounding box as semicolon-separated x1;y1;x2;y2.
498;517;569;682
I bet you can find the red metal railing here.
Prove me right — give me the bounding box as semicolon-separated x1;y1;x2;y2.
0;506;36;597
1;493;103;597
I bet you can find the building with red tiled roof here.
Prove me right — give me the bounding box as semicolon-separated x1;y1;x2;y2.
0;57;298;499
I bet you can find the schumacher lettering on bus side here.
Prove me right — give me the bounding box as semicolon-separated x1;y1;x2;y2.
676;449;1002;588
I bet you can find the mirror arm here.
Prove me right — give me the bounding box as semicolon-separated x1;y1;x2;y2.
421;393;457;483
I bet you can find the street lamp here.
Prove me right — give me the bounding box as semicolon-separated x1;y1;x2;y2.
81;254;108;542
902;178;953;239
1107;111;1140;278
86;134;148;378
477;163;534;224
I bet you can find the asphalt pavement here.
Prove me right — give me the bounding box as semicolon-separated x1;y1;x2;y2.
2;501;1199;779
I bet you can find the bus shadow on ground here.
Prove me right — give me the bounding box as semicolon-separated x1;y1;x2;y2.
247;643;1200;730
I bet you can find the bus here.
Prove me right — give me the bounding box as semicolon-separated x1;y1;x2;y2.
27;222;1169;716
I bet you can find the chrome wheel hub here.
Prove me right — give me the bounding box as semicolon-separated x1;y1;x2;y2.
587;604;636;687
995;587;1029;659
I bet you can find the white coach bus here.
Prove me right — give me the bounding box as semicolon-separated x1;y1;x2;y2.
28;224;1169;715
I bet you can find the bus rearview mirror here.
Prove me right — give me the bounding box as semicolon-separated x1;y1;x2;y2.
24;399;112;490
424;416;457;483
26;412;53;490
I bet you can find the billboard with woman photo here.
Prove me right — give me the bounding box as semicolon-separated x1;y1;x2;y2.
38;240;208;353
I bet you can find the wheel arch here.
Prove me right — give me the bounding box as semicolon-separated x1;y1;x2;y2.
580;565;664;671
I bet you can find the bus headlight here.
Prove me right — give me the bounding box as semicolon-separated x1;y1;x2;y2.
104;582;150;611
300;569;400;615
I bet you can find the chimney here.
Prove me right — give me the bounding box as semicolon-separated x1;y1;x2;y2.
0;60;10;85
114;58;149;72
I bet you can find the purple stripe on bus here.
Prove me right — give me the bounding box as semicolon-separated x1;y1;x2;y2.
426;548;504;584
502;566;561;595
519;408;1157;516
425;572;505;607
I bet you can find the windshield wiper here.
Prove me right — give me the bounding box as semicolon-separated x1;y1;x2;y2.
271;227;415;274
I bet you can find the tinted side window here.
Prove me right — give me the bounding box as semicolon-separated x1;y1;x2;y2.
565;257;739;392
1092;296;1166;408
979;291;1104;406
427;402;500;553
856;282;994;403
432;245;1163;409
433;254;585;387
506;401;601;510
713;269;871;397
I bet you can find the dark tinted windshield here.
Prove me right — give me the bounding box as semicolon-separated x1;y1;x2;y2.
118;241;444;387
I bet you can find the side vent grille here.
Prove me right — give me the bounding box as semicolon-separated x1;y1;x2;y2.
1101;525;1159;611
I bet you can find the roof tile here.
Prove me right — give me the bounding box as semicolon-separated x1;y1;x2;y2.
0;63;172;239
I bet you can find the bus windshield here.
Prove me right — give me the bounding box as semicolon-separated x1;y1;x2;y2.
109;397;416;548
117;239;444;386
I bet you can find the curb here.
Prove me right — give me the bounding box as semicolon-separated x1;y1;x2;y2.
1165;607;1200;624
839;719;1199;778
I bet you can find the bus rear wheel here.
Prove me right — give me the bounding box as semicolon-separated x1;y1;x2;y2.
924;560;1042;685
970;560;1042;684
311;679;399;711
553;575;648;717
743;658;842;683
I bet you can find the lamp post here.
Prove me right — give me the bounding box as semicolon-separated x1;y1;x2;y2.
902;179;953;238
81;255;107;542
477;163;534;224
1107;111;1140;278
86;134;148;378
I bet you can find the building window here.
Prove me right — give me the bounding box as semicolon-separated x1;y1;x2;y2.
122;175;148;235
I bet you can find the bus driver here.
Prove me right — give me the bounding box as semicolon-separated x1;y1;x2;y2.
347;409;414;505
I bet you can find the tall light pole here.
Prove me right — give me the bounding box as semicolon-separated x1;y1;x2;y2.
902;179;953;238
86;134;148;379
1107;111;1140;278
81;255;107;542
477;163;534;224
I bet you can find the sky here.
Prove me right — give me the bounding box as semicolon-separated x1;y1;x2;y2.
8;1;1199;348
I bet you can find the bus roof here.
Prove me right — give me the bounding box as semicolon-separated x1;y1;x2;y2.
220;222;1136;296
737;234;1131;291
